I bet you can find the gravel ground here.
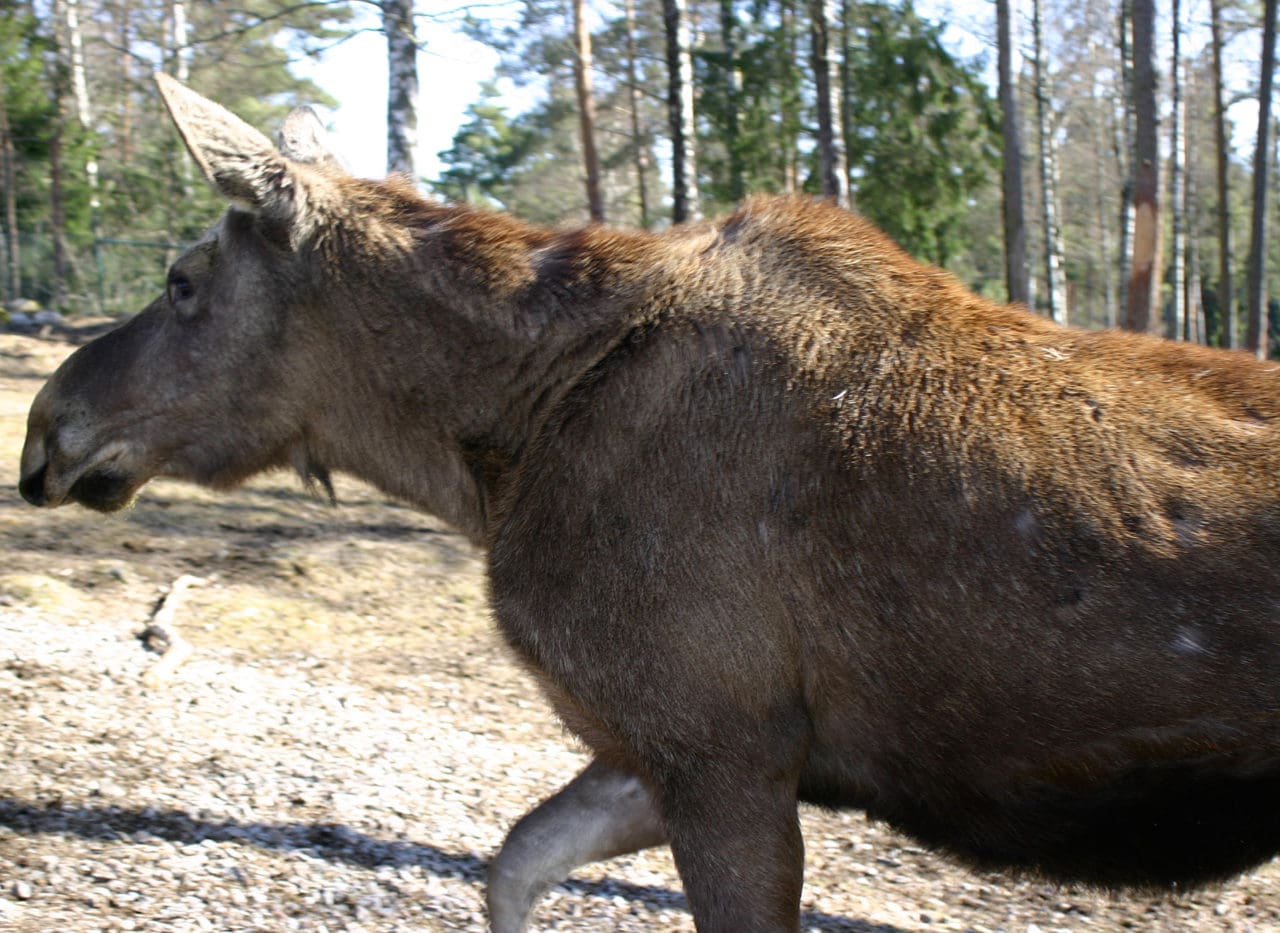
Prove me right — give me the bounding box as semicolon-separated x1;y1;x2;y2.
4;328;1280;932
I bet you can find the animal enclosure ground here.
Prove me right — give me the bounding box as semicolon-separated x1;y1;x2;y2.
1;326;1278;932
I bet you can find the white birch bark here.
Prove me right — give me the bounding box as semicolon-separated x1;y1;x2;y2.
572;0;604;221
663;0;700;222
383;0;418;178
1032;0;1067;325
1169;0;1185;340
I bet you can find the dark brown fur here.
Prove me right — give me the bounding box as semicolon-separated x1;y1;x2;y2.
20;81;1280;932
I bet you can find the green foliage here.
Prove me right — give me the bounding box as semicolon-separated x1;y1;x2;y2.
1;0;354;314
842;2;1000;268
436;0;669;226
2;2;97;305
434;86;581;223
696;0;806;210
442;0;998;280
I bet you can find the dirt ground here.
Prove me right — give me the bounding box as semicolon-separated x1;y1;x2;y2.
2;324;1279;932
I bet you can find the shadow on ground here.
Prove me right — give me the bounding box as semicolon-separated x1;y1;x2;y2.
0;796;903;932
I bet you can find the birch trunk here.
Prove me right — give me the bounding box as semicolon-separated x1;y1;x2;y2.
1169;0;1185;340
1245;0;1277;358
1122;0;1160;334
1211;0;1235;347
1186;150;1205;343
1092;37;1117;329
169;0;189;83
572;0;604;221
997;0;1029;306
663;0;700;222
1115;0;1135;318
49;0;70;310
383;0;418;178
1032;0;1066;324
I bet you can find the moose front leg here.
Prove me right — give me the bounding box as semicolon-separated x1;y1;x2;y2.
487;757;666;933
657;761;805;933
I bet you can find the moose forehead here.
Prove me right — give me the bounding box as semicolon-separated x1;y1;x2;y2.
169;209;289;284
169;236;217;280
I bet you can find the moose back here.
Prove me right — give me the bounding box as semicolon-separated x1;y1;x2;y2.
19;76;1280;932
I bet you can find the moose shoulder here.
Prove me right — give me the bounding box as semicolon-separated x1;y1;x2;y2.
18;75;1280;932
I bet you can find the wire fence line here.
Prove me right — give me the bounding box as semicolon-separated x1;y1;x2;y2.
2;230;191;318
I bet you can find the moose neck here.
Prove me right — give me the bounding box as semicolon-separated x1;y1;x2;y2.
299;198;663;546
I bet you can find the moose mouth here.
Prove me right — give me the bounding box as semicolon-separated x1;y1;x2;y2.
66;467;139;512
19;458;140;513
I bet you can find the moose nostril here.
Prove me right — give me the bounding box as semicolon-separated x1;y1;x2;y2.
18;463;49;507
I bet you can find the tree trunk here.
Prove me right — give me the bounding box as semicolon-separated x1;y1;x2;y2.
719;0;744;202
624;0;650;227
1169;0;1185;340
383;0;418;178
572;0;604;222
663;0;700;222
0;68;18;302
119;0;133;166
66;0;91;128
1116;0;1135;319
65;0;101;313
1032;0;1066;324
1246;0;1278;358
166;0;193;206
780;0;799;194
996;0;1029;306
49;0;70;310
1184;62;1202;342
809;0;847;206
169;0;189;83
1091;34;1117;329
49;117;68;310
1186;163;1205;342
1122;0;1160;334
1211;0;1235;347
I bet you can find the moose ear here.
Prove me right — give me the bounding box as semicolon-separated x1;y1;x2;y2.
154;72;306;222
277;106;343;170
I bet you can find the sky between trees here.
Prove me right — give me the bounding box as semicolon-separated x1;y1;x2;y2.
2;0;1277;353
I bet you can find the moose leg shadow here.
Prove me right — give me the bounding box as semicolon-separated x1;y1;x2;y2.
0;794;899;930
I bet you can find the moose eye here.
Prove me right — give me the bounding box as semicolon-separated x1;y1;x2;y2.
168;273;194;305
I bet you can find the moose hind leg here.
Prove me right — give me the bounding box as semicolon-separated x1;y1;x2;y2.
487;757;666;933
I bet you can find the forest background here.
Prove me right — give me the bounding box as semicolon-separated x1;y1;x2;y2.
1;0;1277;354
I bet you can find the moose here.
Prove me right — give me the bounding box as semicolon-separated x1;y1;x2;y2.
19;75;1280;932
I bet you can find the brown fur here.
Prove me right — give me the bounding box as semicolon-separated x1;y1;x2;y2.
20;81;1280;932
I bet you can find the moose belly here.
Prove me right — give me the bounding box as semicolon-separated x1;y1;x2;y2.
799;655;1280;889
